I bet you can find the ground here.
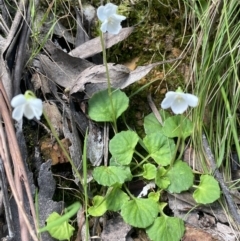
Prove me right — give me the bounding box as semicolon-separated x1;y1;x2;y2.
0;0;239;241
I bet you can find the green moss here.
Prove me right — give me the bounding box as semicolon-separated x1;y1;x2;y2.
107;0;187;63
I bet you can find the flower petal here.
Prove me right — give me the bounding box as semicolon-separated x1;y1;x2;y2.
11;94;26;108
12;106;24;121
106;20;122;34
104;3;118;17
97;6;107;21
23;99;43;120
97;3;118;21
161;91;176;109
30;99;43;111
100;20;108;33
185;94;198;107
30;99;43;119
24;103;35;119
171;97;188;114
107;14;126;34
112;13;126;22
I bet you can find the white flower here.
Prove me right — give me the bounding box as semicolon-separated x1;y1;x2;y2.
11;91;43;121
97;3;126;34
161;88;198;114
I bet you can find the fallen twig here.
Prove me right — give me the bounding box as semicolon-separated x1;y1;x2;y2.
0;160;14;238
202;134;240;224
147;93;163;125
0;80;38;241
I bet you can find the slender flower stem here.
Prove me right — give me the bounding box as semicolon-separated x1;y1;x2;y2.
83;129;89;241
99;31;118;133
170;136;181;167
170;114;184;166
176;115;186;160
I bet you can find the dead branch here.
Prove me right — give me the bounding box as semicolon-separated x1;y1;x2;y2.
202;134;240;224
0;79;38;241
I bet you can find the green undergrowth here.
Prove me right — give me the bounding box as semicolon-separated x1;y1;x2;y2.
189;0;240;179
187;0;240;232
108;0;187;64
25;0;235;240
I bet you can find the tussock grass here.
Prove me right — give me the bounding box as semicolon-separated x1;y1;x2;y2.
186;0;240;173
186;0;240;228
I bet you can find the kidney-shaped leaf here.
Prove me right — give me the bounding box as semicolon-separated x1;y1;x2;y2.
88;195;107;216
121;198;159;228
88;89;129;122
193;175;220;204
109;131;139;165
146;216;185;241
155;167;170;189
106;186;130;211
143;132;175;166
148;191;161;202
166;160;194;193
93;166;132;186
143;163;157;180
144;113;162;134
162;115;193;139
46;212;75;241
144;110;170;135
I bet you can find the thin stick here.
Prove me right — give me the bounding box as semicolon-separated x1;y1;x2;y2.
0;80;38;241
0;159;15;238
147;93;163;125
202;134;240;224
0;112;38;241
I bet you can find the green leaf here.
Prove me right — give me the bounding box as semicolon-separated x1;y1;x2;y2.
109;157;120;166
148;191;161;202
166;160;194;193
155;167;170;189
146;216;185;241
39;202;81;235
121;198;158;228
193;175;220;204
88;89;129;122
109;131;139;165
159;202;168;212
143;163;157;180
143;133;175;166
93;166;132;186
162;115;193;139
88;195;107;216
106;186;129;211
46;212;75;241
144;110;170;135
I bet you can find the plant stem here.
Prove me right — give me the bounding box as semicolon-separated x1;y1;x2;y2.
123;184;136;200
35;190;40;239
170;135;181;167
99;31;118;133
38;202;81;232
83;129;89;241
192;185;198;189
134;150;146;160
171;115;185;166
132;154;151;171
